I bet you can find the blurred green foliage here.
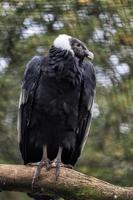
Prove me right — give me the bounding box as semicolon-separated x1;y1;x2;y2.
0;0;133;199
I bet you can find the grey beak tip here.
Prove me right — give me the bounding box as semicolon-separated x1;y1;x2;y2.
88;51;94;60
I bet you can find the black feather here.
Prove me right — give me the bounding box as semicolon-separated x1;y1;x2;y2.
18;45;96;166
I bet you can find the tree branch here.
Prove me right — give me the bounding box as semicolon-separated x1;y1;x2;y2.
0;164;133;200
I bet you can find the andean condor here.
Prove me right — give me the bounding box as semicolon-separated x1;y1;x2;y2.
17;34;96;184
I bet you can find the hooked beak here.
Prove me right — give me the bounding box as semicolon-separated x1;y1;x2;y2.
85;50;94;60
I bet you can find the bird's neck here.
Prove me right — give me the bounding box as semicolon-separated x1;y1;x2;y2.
49;45;73;61
47;46;82;86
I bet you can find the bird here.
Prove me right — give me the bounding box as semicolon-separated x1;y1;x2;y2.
17;34;96;186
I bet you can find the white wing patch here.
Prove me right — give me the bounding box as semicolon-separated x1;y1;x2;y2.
17;88;26;143
18;88;26;108
81;91;96;152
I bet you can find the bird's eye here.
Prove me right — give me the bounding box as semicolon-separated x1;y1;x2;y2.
76;43;80;47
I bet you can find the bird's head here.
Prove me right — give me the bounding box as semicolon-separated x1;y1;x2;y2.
53;34;94;60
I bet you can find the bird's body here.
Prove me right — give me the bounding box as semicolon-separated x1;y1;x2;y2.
18;34;96;182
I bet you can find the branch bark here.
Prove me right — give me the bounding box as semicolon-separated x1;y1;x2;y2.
0;164;133;200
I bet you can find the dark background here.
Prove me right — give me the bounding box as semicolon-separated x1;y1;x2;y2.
0;0;132;199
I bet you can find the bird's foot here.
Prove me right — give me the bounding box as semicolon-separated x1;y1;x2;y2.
51;159;62;181
50;159;73;181
31;159;50;189
26;162;41;166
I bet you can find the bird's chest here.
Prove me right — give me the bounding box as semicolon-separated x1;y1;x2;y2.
35;76;80;117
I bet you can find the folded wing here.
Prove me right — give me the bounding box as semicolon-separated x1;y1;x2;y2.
17;56;43;163
70;61;96;165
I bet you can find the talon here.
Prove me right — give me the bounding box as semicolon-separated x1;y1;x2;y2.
50;159;62;181
55;161;61;181
43;159;51;170
31;145;50;189
31;159;50;189
26;162;40;166
31;162;43;189
64;164;73;169
50;146;68;181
